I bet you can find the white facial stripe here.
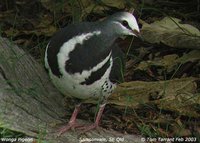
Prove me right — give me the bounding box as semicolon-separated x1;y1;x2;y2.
57;31;101;75
126;16;140;32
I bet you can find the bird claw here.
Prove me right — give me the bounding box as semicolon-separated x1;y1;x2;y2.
57;122;83;137
57;123;99;137
77;123;99;134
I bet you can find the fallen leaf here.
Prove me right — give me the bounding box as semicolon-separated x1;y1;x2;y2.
136;50;200;73
141;17;200;49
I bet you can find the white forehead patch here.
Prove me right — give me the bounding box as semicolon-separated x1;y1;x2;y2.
121;13;139;32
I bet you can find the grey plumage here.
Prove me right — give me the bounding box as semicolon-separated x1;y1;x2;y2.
44;12;140;134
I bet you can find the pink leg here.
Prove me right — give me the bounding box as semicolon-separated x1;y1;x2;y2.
58;104;82;136
79;103;106;133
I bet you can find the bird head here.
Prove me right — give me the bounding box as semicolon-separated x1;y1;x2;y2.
105;12;141;38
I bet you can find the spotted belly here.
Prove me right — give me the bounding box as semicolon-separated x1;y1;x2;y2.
49;71;116;100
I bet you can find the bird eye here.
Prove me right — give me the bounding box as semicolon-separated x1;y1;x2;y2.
122;20;129;27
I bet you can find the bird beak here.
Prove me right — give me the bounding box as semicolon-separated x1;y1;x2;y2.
132;29;143;41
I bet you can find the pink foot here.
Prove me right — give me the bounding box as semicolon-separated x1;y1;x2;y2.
58;121;83;136
78;122;99;133
57;103;106;135
57;104;81;136
78;103;106;134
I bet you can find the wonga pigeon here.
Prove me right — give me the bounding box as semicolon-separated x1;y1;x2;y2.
45;12;140;135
